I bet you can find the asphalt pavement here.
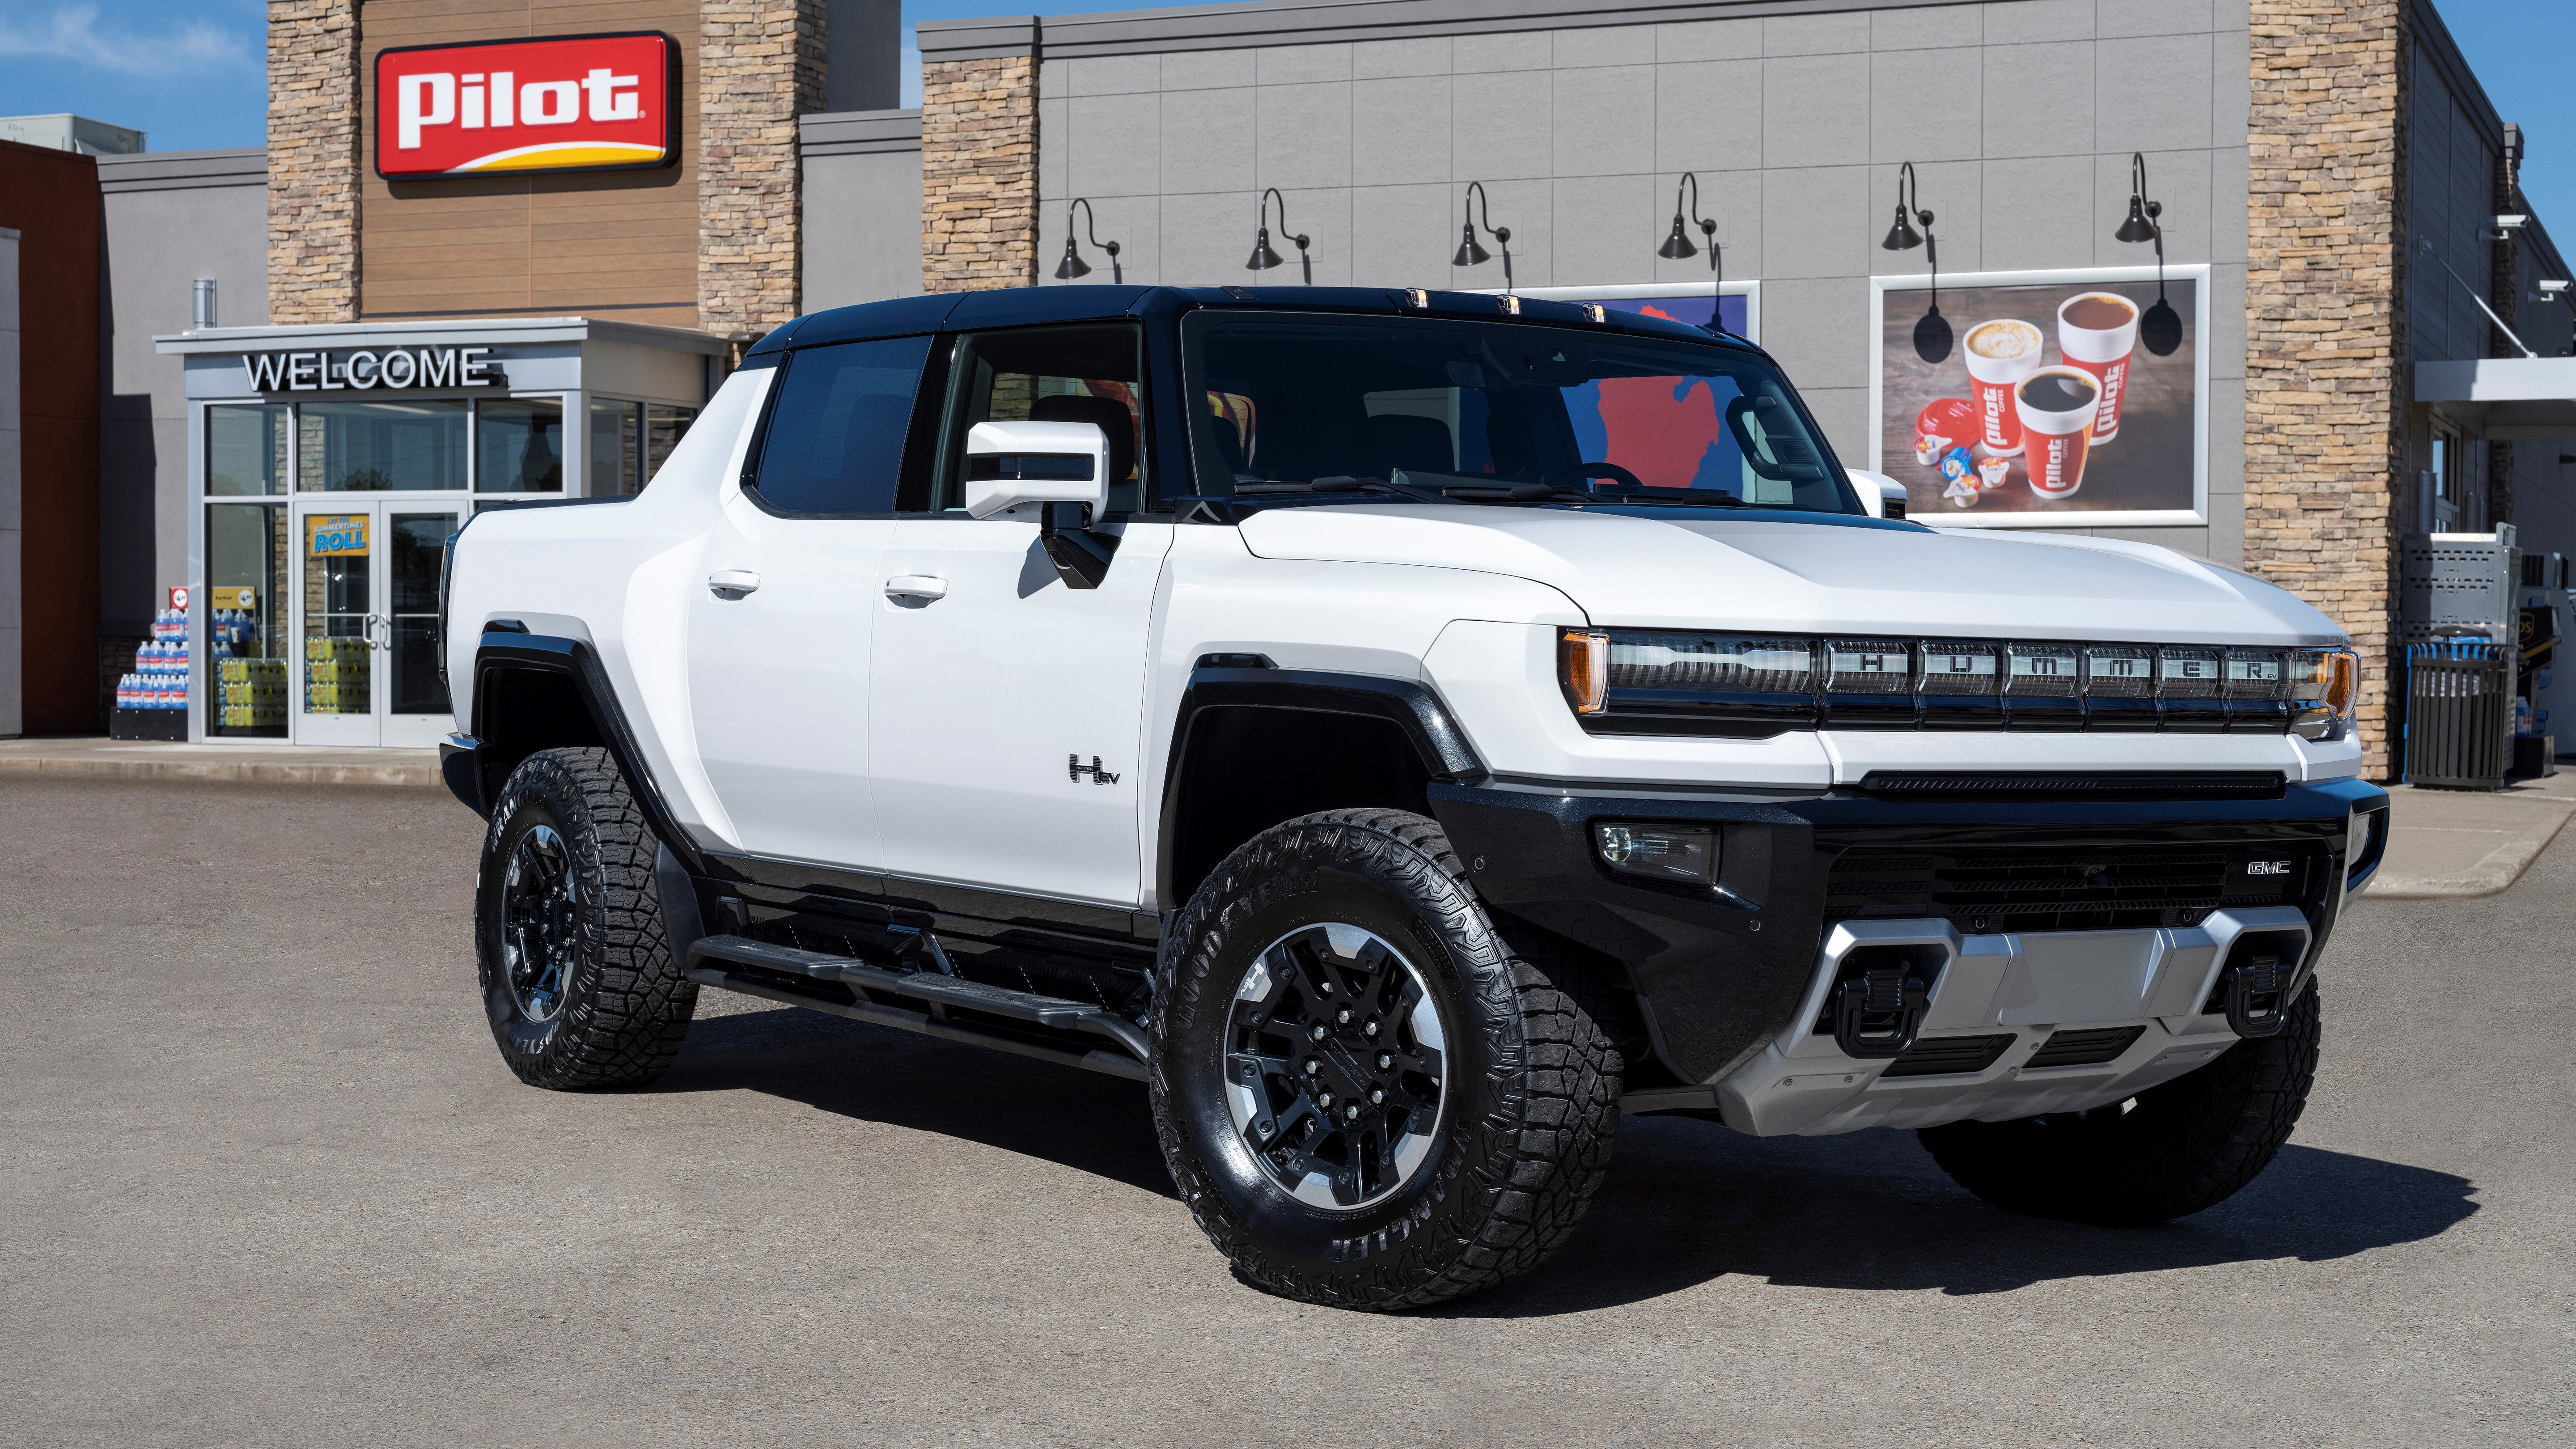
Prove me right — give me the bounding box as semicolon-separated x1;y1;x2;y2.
2;778;2568;1446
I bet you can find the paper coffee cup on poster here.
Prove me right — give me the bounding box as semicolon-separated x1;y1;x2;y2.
2014;366;2101;499
2056;292;2141;443
1962;320;2044;456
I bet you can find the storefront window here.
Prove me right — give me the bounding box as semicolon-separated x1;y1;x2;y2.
208;404;288;496
645;403;696;489
388;513;453;716
479;398;565;492
298;400;468;491
589;399;641;496
206;502;289;738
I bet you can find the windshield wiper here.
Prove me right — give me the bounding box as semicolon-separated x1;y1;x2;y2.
1306;475;1457;504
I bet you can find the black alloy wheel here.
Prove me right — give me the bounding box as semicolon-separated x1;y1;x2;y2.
500;823;577;1022
1223;922;1448;1211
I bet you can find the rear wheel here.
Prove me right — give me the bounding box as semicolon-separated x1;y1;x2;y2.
1917;980;2322;1224
1152;809;1623;1310
474;746;697;1090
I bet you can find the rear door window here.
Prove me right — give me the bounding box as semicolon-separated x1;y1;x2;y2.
750;334;933;515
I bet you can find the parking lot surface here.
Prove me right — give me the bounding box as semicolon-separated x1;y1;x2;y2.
4;779;2569;1446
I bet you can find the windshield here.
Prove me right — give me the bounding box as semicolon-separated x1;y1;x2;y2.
1182;314;1857;513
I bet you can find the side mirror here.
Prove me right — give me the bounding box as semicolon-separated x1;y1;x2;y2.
965;419;1110;520
1847;468;1909;521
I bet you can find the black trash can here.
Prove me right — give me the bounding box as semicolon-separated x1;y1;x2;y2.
2404;642;2514;790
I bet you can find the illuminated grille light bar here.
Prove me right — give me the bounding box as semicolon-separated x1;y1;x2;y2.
1580;631;2347;739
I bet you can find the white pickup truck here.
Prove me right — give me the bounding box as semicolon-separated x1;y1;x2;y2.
438;284;2389;1310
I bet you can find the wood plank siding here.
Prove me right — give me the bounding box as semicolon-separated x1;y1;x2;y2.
359;0;701;327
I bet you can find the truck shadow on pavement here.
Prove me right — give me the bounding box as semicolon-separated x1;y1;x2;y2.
1432;1114;2482;1317
661;1004;1179;1197
662;1009;2478;1314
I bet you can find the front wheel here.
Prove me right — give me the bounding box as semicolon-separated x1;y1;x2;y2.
474;746;697;1090
1151;809;1623;1310
1917;980;2322;1224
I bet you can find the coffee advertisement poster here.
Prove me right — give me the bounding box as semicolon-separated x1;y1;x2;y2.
1870;268;2205;525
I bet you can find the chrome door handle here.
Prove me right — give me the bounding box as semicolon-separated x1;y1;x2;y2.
884;575;948;602
707;568;761;596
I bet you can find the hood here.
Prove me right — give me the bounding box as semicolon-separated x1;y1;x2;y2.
1234;504;2347;645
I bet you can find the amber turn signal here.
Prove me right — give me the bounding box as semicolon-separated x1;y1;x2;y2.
1559;628;1610;716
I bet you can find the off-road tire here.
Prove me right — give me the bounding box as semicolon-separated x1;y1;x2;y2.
1151;809;1623;1311
1917;979;2322;1225
474;746;697;1089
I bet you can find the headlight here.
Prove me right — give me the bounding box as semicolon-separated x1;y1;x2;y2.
1593;822;1720;885
1559;628;1610;715
2289;647;2360;741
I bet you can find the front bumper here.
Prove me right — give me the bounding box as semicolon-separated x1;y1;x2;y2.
1426;777;2389;1106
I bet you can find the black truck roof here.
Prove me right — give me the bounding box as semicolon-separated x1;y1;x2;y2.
748;283;1756;357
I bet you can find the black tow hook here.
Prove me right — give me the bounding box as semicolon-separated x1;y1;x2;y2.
1834;966;1933;1058
2223;953;2289;1038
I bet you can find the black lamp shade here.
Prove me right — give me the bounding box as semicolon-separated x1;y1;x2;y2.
1881;207;1924;251
1657;214;1699;260
1453;223;1491;268
1054;236;1092;280
1246;226;1285;271
2115;195;2159;244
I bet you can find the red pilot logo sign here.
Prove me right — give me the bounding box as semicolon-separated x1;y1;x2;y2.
374;32;678;178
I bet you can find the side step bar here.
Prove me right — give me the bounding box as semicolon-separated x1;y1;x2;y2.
682;933;1151;1082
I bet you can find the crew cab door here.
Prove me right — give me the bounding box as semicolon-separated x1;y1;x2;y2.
685;336;928;866
867;324;1171;907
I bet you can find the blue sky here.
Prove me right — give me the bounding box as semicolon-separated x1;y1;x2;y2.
4;0;2572;245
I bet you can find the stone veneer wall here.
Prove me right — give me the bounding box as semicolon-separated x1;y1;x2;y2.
2246;0;2408;777
920;55;1037;292
267;0;363;326
700;0;829;337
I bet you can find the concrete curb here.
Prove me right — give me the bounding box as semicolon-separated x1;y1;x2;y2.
0;757;442;789
2367;794;2576;900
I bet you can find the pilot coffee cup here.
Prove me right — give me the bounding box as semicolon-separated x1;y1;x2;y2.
1962;319;2044;455
2014;366;2101;499
2055;292;2141;443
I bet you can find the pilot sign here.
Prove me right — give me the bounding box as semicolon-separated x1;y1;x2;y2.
374;32;679;179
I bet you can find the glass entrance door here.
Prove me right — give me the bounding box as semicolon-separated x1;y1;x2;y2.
290;501;462;748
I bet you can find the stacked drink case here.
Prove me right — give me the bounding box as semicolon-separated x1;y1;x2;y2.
115;608;194;712
1916;291;2142;508
217;658;289;729
307;636;371;714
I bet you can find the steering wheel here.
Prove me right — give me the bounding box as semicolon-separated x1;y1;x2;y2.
1545;462;1647;492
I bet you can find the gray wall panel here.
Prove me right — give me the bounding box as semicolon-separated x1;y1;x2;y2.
2099;0;2211;37
801;146;926;310
1763;10;1869;55
1655;17;1762;61
1164;87;1260;195
1872;3;1980;47
97;160;267;631
1983;0;2093;45
1981;41;2094;158
1258;81;1357;190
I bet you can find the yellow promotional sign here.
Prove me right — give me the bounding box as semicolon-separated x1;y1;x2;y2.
308;514;369;557
208;585;258;610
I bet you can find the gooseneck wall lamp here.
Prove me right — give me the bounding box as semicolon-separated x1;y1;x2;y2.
1657;172;1725;334
2116;153;2184;356
1054;198;1122;282
1246;188;1310;278
1451;181;1514;292
1882;161;1949;362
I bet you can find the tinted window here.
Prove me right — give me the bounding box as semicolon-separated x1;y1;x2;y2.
753;335;932;514
934;325;1144;513
1184;317;1854;513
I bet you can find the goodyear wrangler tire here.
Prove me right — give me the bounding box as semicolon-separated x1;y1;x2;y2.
1917;979;2322;1225
1151;809;1623;1310
474;746;697;1090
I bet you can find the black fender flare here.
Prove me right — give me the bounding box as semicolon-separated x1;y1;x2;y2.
450;632;709;876
1153;666;1487;910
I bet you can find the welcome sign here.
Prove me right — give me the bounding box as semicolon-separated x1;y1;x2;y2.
374;32;679;179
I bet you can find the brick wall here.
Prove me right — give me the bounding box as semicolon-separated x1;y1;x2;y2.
267;0;362;326
920;55;1037;292
699;0;827;338
2246;0;2408;777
